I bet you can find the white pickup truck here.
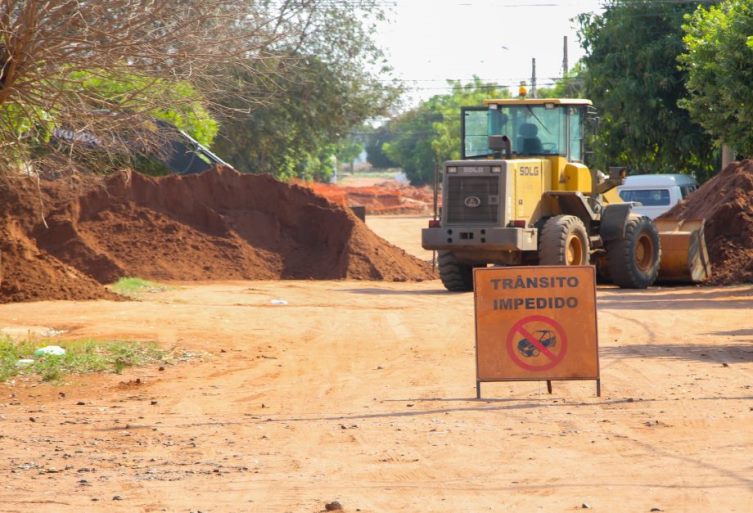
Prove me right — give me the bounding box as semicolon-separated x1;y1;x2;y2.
617;174;699;219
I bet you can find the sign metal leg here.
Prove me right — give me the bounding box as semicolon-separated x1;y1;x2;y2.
476;381;481;399
596;379;601;397
546;380;552;394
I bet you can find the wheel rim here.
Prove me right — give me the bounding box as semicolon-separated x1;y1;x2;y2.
634;233;654;272
565;234;583;265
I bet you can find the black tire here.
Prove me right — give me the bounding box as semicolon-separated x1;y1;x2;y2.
606;216;660;289
538;215;590;266
438;251;474;292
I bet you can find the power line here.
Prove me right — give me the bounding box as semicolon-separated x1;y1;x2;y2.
371;75;582;83
365;77;584;90
286;0;718;7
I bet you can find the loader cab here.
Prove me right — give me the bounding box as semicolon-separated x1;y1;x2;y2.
462;99;591;163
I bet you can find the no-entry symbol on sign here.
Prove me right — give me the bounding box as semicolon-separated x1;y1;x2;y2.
506;315;568;372
473;266;600;398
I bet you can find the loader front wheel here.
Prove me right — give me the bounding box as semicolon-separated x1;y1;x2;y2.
595;254;612;284
438;251;474;292
606;216;660;289
539;215;590;266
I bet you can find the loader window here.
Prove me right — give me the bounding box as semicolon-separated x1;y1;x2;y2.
569;107;583;162
463;108;490;158
462;103;589;160
489;105;567;157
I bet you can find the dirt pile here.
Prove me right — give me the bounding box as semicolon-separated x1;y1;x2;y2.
0;167;434;303
659;160;753;284
300;181;436;215
0;176;118;303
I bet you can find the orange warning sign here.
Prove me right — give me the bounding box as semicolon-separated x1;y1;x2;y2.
474;266;599;391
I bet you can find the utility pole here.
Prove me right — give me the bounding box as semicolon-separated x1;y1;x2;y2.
563;36;569;76
531;57;537;98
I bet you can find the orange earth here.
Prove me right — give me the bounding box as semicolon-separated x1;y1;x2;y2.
0;216;751;513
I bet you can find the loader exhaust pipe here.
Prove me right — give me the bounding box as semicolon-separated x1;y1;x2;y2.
592;166;627;197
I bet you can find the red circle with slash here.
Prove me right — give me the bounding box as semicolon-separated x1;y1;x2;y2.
505;315;568;371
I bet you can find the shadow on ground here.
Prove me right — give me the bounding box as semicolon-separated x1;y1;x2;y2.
600;343;753;363
343;287;453;296
598;289;753;310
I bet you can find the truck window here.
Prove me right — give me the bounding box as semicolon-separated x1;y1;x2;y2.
680;185;697;198
619;189;671;206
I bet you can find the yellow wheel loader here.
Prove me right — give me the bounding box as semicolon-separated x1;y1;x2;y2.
421;97;710;291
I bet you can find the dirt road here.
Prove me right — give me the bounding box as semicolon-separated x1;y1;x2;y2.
367;214;433;261
1;222;752;513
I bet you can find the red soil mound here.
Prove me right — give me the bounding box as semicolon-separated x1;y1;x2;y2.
300;181;436;215
660;160;753;285
0;168;433;303
0;176;118;303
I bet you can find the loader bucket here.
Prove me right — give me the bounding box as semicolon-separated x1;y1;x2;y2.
654;218;711;283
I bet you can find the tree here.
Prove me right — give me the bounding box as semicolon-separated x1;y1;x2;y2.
336;137;364;175
680;0;753;157
536;62;587;99
212;1;401;182
381;78;509;185
365;124;399;169
382;106;439;185
578;1;717;178
0;1;312;170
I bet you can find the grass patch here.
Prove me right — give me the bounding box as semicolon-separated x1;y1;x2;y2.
0;337;171;383
111;277;165;297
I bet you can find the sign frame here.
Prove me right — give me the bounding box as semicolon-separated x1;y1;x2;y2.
473;265;601;398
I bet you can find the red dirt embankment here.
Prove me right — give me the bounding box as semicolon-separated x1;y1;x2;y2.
660;160;753;285
0;175;114;303
299;181;436;215
0;167;434;303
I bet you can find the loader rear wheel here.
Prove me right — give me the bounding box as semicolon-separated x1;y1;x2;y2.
438;251;474;292
539;215;590;266
606;216;660;289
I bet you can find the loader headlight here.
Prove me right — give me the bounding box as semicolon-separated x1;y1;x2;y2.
447;166;457;174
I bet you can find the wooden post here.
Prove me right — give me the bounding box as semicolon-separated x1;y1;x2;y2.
531;58;537;98
721;145;735;170
563;36;568;76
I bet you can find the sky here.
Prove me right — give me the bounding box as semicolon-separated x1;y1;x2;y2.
374;0;605;106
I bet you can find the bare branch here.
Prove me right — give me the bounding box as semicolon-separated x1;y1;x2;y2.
0;0;303;170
